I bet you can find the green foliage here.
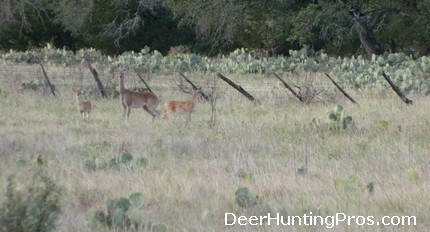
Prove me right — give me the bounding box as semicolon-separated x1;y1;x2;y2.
128;193;145;209
84;151;148;172
84;159;97;172
1;0;430;56
120;151;133;163
137;157;149;168
0;174;61;232
94;192;164;230
21;80;56;94
377;120;390;129
296;165;307;176
290;3;351;50
405;168;420;183
236;169;253;181
328;105;353;131
3;44;103;66
3;44;430;93
366;181;375;195
334;175;361;192
235;187;259;208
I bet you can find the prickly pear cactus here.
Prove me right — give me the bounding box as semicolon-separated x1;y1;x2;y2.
328;105;353;130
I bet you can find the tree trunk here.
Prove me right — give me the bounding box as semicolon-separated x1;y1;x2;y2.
349;9;384;57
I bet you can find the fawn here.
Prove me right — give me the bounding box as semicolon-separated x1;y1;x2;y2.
72;88;92;119
163;87;203;121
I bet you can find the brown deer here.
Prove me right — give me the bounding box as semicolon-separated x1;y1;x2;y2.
115;71;159;121
72;88;92;120
163;87;203;121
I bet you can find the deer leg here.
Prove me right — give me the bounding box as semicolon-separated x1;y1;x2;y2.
148;106;159;117
143;106;156;122
127;107;131;119
122;104;127;119
162;112;169;120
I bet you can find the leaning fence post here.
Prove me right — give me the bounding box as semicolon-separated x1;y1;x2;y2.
39;63;56;96
273;73;303;102
381;71;412;105
133;68;153;93
216;73;256;103
84;55;107;98
178;72;209;101
324;72;358;105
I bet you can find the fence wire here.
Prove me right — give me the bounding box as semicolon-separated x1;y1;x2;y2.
0;63;364;102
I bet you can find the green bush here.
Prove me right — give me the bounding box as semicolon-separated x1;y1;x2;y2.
21;80;56;94
84;151;148;172
235;187;259;208
94;192;163;230
334;175;361;192
0;174;61;232
328;105;353;130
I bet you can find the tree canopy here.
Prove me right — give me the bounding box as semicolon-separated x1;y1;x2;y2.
0;0;429;57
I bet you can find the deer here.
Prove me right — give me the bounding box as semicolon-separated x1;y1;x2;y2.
115;71;159;121
163;87;203;122
72;87;92;120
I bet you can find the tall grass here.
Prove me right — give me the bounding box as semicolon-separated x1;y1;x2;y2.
0;67;429;231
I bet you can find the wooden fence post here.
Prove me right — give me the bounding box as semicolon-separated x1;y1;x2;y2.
381;71;412;105
324;72;359;105
216;73;256;103
39;63;56;96
133;68;153;93
178;72;209;101
84;56;107;98
273;73;303;102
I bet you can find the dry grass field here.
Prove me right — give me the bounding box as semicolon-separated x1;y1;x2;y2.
0;64;429;231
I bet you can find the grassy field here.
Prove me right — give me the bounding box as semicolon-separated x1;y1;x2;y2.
0;65;429;231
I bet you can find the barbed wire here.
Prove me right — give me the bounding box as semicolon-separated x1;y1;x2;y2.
0;63;361;103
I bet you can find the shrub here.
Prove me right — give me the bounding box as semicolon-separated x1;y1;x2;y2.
84;151;148;172
334;175;361;192
21;80;56;94
235;187;259;208
328;105;353;130
93;192;167;231
0;174;61;232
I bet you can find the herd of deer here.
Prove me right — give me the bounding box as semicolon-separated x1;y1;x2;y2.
72;70;203;122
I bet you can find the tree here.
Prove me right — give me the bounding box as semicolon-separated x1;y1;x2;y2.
167;0;246;47
0;0;429;56
52;0;194;54
166;0;301;54
290;0;430;57
0;0;63;50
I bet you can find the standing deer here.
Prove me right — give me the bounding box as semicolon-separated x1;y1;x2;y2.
115;71;159;121
72;88;92;119
163;87;203;121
